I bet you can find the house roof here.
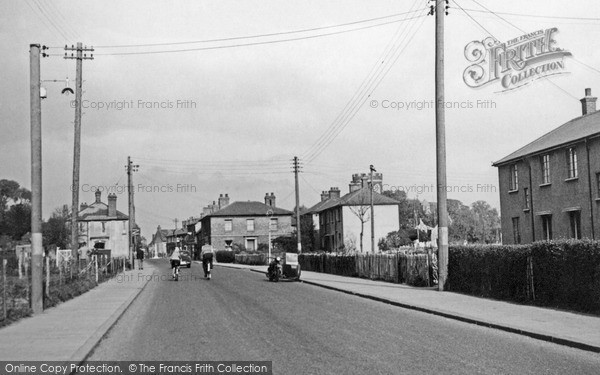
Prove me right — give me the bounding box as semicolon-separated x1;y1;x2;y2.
308;187;400;214
77;202;128;221
493;110;600;166
204;201;292;218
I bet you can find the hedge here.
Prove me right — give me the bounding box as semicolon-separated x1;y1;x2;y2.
446;240;600;314
215;250;235;263
446;244;530;302
299;253;357;277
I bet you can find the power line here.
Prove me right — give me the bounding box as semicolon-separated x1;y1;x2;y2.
302;0;425;162
96;8;427;49
461;6;600;22
303;6;429;164
453;0;580;101
94;14;428;56
27;0;69;41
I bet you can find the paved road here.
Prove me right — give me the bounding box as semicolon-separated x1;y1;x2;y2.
88;259;600;374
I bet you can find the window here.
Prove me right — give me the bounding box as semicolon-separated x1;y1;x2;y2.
101;221;106;232
246;219;255;231
541;154;550;184
567;147;578;179
224;219;232;232
512;217;521;244
269;218;278;231
509;164;518;191
569;211;581;239
245;238;256;251
541;215;553;241
524;188;530;210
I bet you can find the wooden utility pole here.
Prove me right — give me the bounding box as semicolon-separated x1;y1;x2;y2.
293;157;302;254
127;157;138;268
30;44;43;314
370;165;376;253
434;0;449;290
65;43;93;260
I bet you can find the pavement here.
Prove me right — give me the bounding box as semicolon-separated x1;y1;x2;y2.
0;259;598;363
0;261;157;361
220;262;600;353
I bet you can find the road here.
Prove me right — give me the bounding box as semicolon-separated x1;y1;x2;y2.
88;259;600;374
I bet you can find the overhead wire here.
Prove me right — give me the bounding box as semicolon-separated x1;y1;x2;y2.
303;5;429;164
453;0;580;101
95;13;428;56
96;8;427;49
27;0;69;41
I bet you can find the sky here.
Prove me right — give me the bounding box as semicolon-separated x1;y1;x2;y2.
1;0;599;239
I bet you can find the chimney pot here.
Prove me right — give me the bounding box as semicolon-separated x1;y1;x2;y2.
95;189;101;203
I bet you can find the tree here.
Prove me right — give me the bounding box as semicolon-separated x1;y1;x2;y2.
43;205;70;249
471;200;501;243
348;204;370;252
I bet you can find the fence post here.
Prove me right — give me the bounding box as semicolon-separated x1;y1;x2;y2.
45;255;50;298
24;258;29;305
2;259;7;320
95;255;98;284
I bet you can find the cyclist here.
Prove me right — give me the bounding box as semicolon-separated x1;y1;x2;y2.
170;243;182;279
200;244;215;279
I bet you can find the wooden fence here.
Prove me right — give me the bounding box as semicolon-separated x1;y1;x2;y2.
299;250;437;286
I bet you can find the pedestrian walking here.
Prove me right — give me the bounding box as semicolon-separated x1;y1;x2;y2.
136;247;144;270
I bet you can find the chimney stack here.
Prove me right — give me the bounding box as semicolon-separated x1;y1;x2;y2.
218;193;230;209
80;202;88;211
108;193;117;217
265;192;276;207
329;187;341;199
581;88;597;115
321;191;329;202
95;189;101;204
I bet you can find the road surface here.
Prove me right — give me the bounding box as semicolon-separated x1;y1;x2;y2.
88;259;600;374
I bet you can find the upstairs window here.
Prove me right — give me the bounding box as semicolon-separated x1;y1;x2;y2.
509;164;518;191
524;188;530;210
224;219;232;232
269;218;278;231
541;154;550;184
567;147;578;179
246;219;255;232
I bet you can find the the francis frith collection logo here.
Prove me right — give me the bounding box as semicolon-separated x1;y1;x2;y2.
463;27;572;91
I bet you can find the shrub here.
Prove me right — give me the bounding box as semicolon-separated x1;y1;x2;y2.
215;250;235;263
446;244;530;301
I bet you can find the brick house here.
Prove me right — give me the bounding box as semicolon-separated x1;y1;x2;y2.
77;190;129;258
199;193;293;251
305;186;401;252
148;225;169;258
493;88;600;244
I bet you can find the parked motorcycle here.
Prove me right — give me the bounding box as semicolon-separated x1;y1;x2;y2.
267;257;283;282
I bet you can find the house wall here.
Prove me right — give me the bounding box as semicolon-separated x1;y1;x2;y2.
342;205;399;252
82;220;129;258
319;207;344;251
498;138;600;244
208;215;293;251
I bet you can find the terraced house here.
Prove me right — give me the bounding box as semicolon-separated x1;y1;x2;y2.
494;88;600;244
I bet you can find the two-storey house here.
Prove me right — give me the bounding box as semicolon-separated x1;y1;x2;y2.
493;88;600;243
199;193;293;251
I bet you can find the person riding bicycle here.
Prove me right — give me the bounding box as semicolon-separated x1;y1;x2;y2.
170;244;182;279
200;244;215;279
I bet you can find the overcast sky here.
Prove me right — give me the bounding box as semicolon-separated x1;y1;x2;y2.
1;0;599;239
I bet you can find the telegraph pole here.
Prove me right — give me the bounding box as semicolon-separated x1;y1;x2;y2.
433;0;449;291
370;165;376;253
64;43;94;260
127;157;139;268
30;44;43;314
293;157;302;254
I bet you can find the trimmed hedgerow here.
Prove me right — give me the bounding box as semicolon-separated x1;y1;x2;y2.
215;250;235;263
446;244;530;302
446;241;600;314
